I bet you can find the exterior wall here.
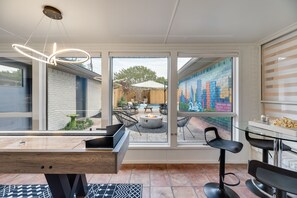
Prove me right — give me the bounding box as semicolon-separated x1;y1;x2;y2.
113;87;124;107
47;68;76;130
86;79;101;117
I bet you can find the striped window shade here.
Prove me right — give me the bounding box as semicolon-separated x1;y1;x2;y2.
261;30;297;120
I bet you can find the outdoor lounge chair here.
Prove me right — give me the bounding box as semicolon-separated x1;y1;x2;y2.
113;111;141;135
177;117;195;140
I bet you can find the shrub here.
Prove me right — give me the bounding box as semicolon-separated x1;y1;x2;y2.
64;118;94;130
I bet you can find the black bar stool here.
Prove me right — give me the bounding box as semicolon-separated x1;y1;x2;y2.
203;127;243;198
245;132;291;163
245;132;291;196
248;160;297;198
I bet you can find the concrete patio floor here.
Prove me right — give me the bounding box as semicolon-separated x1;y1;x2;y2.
90;107;231;144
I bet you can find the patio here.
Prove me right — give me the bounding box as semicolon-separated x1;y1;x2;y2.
88;105;231;143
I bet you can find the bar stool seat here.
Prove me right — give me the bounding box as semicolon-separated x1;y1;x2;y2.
208;138;243;153
204;127;243;198
246;132;291;163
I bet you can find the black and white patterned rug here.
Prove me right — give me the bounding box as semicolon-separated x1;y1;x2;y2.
0;183;142;198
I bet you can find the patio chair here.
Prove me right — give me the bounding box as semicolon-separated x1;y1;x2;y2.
159;104;167;115
177;117;195;140
121;103;138;115
113;111;141;135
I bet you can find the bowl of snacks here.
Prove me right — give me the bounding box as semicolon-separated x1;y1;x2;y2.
273;117;297;128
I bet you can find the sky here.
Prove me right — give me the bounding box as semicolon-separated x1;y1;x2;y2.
111;57;191;78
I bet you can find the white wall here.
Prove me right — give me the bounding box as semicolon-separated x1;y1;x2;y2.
47;68;76;130
86;79;102;118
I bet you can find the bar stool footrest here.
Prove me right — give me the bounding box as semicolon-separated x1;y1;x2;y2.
222;172;240;187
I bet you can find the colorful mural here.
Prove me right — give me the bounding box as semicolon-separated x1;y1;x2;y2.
178;57;233;112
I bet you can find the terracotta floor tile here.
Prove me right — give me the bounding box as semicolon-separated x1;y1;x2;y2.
182;164;205;174
187;174;209;187
0;174;18;184
133;164;150;174
205;173;219;183
150;173;171;187
172;186;197;198
88;174;111;183
167;164;184;174
194;186;207;198
142;187;150;198
109;173;130;183
170;174;191;186
0;164;257;198
151;187;174;198
8;174;42;185
130;173;150;187
201;164;219;174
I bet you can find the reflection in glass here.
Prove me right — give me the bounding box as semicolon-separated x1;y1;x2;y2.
0;65;23;87
0;118;32;130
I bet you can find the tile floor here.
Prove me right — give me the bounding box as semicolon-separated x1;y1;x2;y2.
0;164;258;198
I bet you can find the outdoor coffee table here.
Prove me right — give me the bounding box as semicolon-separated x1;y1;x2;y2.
139;115;163;128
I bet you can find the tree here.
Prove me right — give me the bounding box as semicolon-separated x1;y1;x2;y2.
114;66;167;99
114;66;157;84
156;76;167;85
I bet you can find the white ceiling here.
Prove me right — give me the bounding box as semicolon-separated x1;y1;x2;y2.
0;0;297;45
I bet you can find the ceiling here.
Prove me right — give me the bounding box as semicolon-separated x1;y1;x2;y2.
0;0;297;45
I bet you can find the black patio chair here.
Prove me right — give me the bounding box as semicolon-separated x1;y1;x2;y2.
159;104;167;115
113;111;141;135
177;117;195;140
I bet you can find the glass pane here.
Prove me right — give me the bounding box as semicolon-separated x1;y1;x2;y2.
0;65;22;87
0;117;32;130
177;116;232;143
177;57;234;143
178;57;233;112
112;57;168;143
0;58;32;112
47;58;102;130
61;57;101;74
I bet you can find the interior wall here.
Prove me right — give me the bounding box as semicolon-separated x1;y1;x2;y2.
0;43;260;163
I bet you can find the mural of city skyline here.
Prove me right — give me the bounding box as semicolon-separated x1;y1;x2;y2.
178;57;233;112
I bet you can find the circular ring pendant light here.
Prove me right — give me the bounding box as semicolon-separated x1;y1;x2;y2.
12;5;90;66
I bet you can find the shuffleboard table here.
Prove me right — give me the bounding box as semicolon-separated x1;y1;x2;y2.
0;129;129;198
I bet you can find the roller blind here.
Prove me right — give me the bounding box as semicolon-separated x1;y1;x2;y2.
261;30;297;119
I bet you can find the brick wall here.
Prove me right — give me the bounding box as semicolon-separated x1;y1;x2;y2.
86;79;101;117
47;68;76;130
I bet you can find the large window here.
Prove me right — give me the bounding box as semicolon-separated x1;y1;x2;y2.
47;57;102;130
177;56;235;143
111;56;168;144
0;58;32;130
